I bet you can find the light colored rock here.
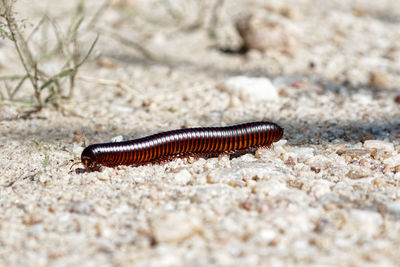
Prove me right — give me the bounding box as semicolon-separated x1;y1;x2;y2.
369;71;390;86
291;147;315;162
255;180;288;197
0;105;19;121
207;168;244;185
174;169;192;185
114;106;134;113
336;148;372;157
305;155;333;170
72;143;84;155
386;202;400;216
222;76;279;105
151;247;182;266
152;212;200;243
383;154;400;168
110;135;124;142
348;209;383;238
346;166;370;179
236;11;301;52
67;200;94;215
258;229;277;244
363;140;394;152
307;180;332;199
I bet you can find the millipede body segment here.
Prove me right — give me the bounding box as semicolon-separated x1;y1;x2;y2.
80;121;284;170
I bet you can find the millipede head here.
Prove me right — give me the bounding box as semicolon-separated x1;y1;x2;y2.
81;145;97;171
275;125;284;141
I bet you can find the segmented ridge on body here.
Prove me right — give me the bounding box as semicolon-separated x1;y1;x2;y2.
81;121;284;170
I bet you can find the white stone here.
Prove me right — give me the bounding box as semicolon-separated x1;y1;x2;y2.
0;105;19;121
386;202;400;215
255;180;287;197
68;201;94;215
110;135;124;142
363;140;394;152
174;169;192;185
115;204;131;214
151;246;182;266
349;209;383;237
259;229;277;243
383;154;400;168
307;180;331;199
291;147;314;162
114;106;134;113
274;139;287;146
305;155;333;170
72;143;84;155
29;223;44;237
207;168;244;185
152;212;200;243
222;76;279;105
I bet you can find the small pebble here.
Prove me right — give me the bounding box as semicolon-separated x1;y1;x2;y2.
346;166;370;179
222;76;279;105
67;200;94;215
114;106;134;113
0;105;19;121
152;212;200;243
383;155;400;169
291;147;314;162
259;229;277;243
111;135;124;142
369;71;389;86
336;149;371;158
173;169;192;185
97;57;117;68
255;180;288;197
235;11;300;53
305;155;332;170
363;140;394;152
348;209;382;237
373;177;386;186
386;202;400;216
307;180;331;199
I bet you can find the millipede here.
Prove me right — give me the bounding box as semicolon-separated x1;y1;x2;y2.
77;121;284;171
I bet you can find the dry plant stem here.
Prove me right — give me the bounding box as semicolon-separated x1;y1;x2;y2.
87;0;111;30
0;1;101;107
208;0;225;38
9;75;28;98
67;14;90;100
64;3;82;99
68;71;76;99
188;1;208;30
1;98;40;107
26;15;46;42
68;39;79;99
98;28;155;60
2;0;43;107
161;0;183;21
46;17;77;99
50;2;99;100
77;76;129;91
0;74;26;81
77;75;144;99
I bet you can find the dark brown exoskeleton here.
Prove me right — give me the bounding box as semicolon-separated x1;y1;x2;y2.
78;121;284;171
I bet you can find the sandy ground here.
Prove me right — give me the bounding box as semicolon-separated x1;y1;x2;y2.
1;0;400;266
